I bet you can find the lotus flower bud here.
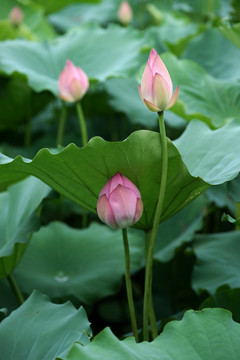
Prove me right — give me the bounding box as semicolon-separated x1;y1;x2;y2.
58;60;89;103
118;1;133;25
138;49;179;112
9;6;23;26
97;172;143;229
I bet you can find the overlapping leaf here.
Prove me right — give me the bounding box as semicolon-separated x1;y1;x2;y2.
0;290;91;360
62;309;240;360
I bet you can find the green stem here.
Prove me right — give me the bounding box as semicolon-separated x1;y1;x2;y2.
122;228;139;342
76;102;88;227
57;104;67;147
145;231;158;340
8;274;24;305
24;97;32;148
235;202;240;231
143;111;168;341
76;102;88;147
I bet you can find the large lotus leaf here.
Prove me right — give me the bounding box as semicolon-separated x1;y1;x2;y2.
154;195;206;262
192;231;240;294
0;131;209;230
182;28;240;80
0;176;50;279
174;118;240;185
0;24;150;95
61;308;240;360
0;290;91;360
13;221;144;303
49;0;118;31
161;53;240;128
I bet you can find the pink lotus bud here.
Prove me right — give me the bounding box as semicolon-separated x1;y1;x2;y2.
138;49;179;112
118;1;133;25
9;6;23;26
58;60;89;103
97;172;143;229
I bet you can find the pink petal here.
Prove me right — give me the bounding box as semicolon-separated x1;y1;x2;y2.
121;175;141;197
109;185;137;228
99;179;111;198
133;198;143;223
143;98;160;112
147;49;158;68
99;172;123;198
75;67;89;93
166;86;180;110
140;62;154;103
109;172;123;194
153;73;172;111
70;78;85;101
97;195;118;229
151;52;172;94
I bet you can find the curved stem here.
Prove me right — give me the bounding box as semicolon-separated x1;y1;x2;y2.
8;274;24;305
57;103;67;147
143;111;168;341
76;101;88;147
122;228;139;342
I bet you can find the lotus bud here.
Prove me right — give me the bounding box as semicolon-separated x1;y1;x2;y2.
97;172;143;229
58;60;89;103
9;6;23;26
118;1;133;26
138;48;179;112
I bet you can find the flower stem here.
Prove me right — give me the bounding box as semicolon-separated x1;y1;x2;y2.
76;101;88;147
57;103;67;147
235;202;240;230
143;111;168;341
145;231;158;340
76;101;88;226
122;228;139;342
7;274;24;305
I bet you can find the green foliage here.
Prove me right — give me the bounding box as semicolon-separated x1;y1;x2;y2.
174;119;240;184
0;177;49;278
0;24;150;94
1;0;240;357
13;222;144;302
193;231;240;294
62;309;240;359
0;131;209;230
0;290;91;359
